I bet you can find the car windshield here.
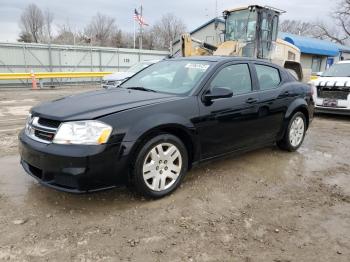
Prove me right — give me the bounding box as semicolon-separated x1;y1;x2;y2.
126;61;154;74
121;60;213;94
322;63;350;77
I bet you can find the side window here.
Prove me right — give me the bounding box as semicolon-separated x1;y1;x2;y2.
255;64;281;90
210;64;252;95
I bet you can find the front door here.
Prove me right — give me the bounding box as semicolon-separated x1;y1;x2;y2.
196;63;261;159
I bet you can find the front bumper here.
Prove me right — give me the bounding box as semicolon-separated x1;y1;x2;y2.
19;130;131;193
314;97;350;115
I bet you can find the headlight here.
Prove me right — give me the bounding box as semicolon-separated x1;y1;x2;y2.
25;113;32;126
53;120;112;145
24;113;33;136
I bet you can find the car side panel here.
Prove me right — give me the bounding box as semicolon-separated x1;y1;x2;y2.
255;82;299;141
98;96;201;162
276;85;314;140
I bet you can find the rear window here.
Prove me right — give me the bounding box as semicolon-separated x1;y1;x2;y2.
255;64;281;90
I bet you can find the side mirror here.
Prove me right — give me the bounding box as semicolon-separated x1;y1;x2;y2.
204;87;233;102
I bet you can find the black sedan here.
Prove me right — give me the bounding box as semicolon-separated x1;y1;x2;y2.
19;57;314;198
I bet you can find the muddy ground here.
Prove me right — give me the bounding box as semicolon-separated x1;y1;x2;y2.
0;87;349;262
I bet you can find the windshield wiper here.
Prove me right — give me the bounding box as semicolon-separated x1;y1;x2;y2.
126;87;157;92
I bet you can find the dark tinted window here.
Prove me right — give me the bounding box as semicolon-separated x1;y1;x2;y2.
255;64;281;90
210;64;252;95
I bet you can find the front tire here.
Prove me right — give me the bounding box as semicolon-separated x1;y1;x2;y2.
277;112;306;152
132;134;188;198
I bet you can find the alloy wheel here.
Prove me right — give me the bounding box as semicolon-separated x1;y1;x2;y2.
142;143;182;191
289;116;305;147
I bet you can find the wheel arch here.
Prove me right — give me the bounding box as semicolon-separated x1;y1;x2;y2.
277;98;310;141
128;123;199;171
285;98;310;128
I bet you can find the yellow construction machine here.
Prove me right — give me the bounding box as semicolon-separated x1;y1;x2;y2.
179;5;303;80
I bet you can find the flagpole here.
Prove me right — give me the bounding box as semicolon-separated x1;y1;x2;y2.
140;5;143;50
133;16;136;49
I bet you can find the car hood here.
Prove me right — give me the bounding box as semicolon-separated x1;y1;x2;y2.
312;77;350;87
31;89;180;121
103;72;133;81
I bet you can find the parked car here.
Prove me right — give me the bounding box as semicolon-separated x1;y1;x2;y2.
310;60;350;115
101;60;160;89
19;57;314;198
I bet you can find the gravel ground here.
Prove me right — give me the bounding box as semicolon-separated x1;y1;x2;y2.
0;86;349;262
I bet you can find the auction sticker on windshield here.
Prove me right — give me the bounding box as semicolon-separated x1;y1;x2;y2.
185;63;210;71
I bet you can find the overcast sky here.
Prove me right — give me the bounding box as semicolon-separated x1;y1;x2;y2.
0;0;335;42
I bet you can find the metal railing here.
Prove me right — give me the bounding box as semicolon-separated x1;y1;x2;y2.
0;72;112;80
0;42;168;87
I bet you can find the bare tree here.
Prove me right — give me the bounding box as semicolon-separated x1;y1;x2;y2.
19;4;44;43
312;0;350;44
54;23;76;45
43;9;54;42
121;32;136;48
84;13;117;46
152;13;187;49
142;28;159;50
109;28;124;47
279;19;315;36
18;32;33;43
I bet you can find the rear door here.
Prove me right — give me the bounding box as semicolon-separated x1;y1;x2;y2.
253;63;291;140
196;62;262;159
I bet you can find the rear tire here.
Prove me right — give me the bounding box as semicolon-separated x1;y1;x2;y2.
277;112;306;152
132;134;188;198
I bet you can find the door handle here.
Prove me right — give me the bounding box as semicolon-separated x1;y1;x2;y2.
281;91;289;97
246;97;258;104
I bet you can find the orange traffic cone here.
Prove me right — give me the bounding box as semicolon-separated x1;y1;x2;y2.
31;70;38;90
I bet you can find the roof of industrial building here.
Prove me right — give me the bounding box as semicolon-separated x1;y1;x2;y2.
190;17;225;35
279;32;340;57
337;43;350;53
172;18;224;45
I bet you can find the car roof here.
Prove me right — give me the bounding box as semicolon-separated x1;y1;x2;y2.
166;56;280;67
337;60;350;64
142;59;160;63
170;56;257;61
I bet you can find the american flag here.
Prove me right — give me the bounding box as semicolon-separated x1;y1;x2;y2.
134;8;149;26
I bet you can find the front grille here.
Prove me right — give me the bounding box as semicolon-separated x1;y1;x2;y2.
318;90;349;100
317;87;350;100
38;118;61;128
26;116;59;143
